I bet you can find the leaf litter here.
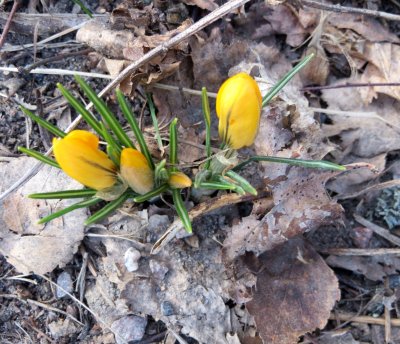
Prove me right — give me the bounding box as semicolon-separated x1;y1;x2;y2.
2;1;400;343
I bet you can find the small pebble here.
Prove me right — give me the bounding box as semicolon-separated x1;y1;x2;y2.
161;301;175;316
149;260;169;280
124;247;141;272
111;315;147;344
56;271;73;298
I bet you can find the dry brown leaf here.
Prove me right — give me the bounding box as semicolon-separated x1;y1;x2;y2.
0;157;86;274
181;0;218;11
223;168;344;262
326;14;400;44
246;237;340;344
359;43;400;103
326;255;400;282
77;19;190;61
252;3;309;47
321;87;400;158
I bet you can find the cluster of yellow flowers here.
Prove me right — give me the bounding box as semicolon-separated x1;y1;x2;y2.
52;72;261;195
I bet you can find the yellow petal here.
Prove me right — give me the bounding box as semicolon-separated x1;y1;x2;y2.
120;148;154;195
53;130;117;190
216;72;262;149
169;172;192;189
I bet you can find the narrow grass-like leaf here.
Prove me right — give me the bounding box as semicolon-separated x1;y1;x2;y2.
169;118;178;171
147;93;164;153
18;146;60;168
85;192;131;225
20;106;65;138
216;175;245;195
57;83;103;137
38;197;101;224
72;0;93;18
201;87;212;169
225;170;257;195
29;189;96;199
262;53;315;107
196;181;236;191
117;89;154;169
233;155;346;172
172;189;192;233
100;122;121;166
74;75;134;149
133;184;169;203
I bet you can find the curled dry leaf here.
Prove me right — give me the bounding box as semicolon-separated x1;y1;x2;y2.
326;255;400;282
181;0;218;11
223;168;344;262
246;237;340;344
0;157;86;274
321;85;400;158
359;43;400;103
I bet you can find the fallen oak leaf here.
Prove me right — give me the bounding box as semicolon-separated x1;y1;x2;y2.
246;237;340;344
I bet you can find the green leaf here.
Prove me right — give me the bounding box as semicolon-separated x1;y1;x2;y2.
216;175;245;195
201;87;212;169
133;184;169;203
29;189;96;199
84;192;131;225
18;146;60;168
57;83;103;137
72;0;93;18
99;122;121;166
74;75;134;149
224;170;257;196
20;106;65;138
233;155;346;172
262;53;315;107
172;189;192;233
195;181;236;191
38;197;101;224
116;89;154;169
146;93;164;153
169;118;178;171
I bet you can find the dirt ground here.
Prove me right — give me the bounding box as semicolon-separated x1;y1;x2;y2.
1;0;400;343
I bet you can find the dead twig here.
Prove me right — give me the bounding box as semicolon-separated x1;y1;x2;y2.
152;190;271;254
303;82;400;92
301;0;400;21
335;179;400;201
320;248;400;256
330;312;400;326
0;0;250;203
0;0;22;49
354;214;400;247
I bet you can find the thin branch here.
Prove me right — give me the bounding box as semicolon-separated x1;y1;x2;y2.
354;214;400;247
319;248;400;256
330;312;400;326
0;0;250;202
0;0;22;49
303;82;400;92
301;0;400;21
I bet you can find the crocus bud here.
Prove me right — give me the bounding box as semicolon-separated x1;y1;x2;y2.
169;171;192;189
216;72;262;149
120;148;154;195
53;130;117;190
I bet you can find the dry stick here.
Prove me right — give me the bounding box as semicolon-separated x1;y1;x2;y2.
0;0;250;203
0;0;22;49
303;82;400;92
335;179;400;201
320;248;400;256
330;312;400;326
301;0;400;21
354;214;400;247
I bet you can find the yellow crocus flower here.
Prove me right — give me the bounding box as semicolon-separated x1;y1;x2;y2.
120;148;154;195
216;72;262;149
169;171;192;189
53;130;117;190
